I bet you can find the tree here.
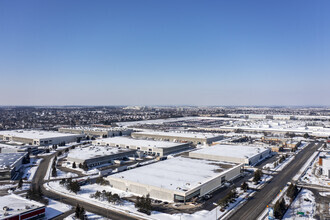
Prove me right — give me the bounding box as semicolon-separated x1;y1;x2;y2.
82;161;88;171
135;194;152;215
75;204;85;219
286;183;299;201
274;199;286;219
52;167;57;177
67;180;80;194
253;169;262;183
18;178;23;188
304;133;310;139
72;162;76;168
241;182;249;192
76;137;81;143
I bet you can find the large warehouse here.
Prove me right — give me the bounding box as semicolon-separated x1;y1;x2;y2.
66;145;136;168
58;126;133;138
0;130;83;146
107;156;242;202
131;131;223;145
0;152;27;180
189;144;271;165
93;137;190;156
0;194;45;220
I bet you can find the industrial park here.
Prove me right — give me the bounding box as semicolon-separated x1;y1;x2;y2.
0;106;329;220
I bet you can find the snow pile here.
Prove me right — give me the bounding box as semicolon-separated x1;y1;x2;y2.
283;189;316;219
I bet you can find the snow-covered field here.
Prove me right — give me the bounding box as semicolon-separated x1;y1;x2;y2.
283;189;316;219
64;212;106;220
45;198;72;219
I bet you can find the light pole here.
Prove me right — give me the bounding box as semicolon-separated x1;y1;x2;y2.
213;202;218;220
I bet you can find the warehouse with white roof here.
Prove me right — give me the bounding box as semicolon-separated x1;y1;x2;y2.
0;130;83;146
131;131;223;145
0;152;27;180
0;194;45;219
107;156;242;202
93;137;190;156
189;144;271;165
59;126;133;138
66;145;136;168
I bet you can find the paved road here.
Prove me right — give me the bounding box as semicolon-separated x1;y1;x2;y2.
32;151;140;220
228;142;322;220
203;153;278;211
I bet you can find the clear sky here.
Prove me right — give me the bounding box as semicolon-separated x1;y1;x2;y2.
0;0;329;106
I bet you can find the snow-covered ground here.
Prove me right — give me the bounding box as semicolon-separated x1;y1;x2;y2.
247;175;273;189
283;189;316;220
22;158;43;181
50;169;78;180
263;155;295;172
64;211;106;220
45;198;72;219
300;151;330;186
1;183;30;192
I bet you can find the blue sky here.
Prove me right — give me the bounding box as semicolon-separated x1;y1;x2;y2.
0;0;329;106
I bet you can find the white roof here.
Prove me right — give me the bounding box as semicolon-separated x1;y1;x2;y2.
110;156;236;192
0;130;81;140
0;194;44;218
95;136;186;148
0;153;26;170
192;144;269;159
133;131;221;139
67;145;134;160
60;126;130;132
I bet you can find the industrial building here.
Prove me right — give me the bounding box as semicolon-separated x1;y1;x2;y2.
319;155;330;178
66;145;136;168
0;130;83;146
0;152;27;180
131;131;223;145
93;137;190;156
58;126;133;138
0;143;39;154
189;144;271;165
0;194;45;219
107;156;242;202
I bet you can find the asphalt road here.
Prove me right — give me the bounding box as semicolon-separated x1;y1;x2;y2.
228;142;322;220
32;151;140;220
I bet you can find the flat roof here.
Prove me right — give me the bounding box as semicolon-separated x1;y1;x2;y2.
0;130;81;140
0;153;26;170
133;131;221;139
95;136;186;148
67;145;134;160
60;126;130;132
191;144;270;159
0;194;44;218
110;156;236;192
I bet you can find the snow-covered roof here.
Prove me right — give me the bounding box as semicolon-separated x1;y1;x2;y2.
94;136;186;148
0;194;44;218
0;130;81;140
67;145;134;160
0;153;26;170
191;144;269;159
133;131;221;139
110;156;237;192
60;126;130;132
